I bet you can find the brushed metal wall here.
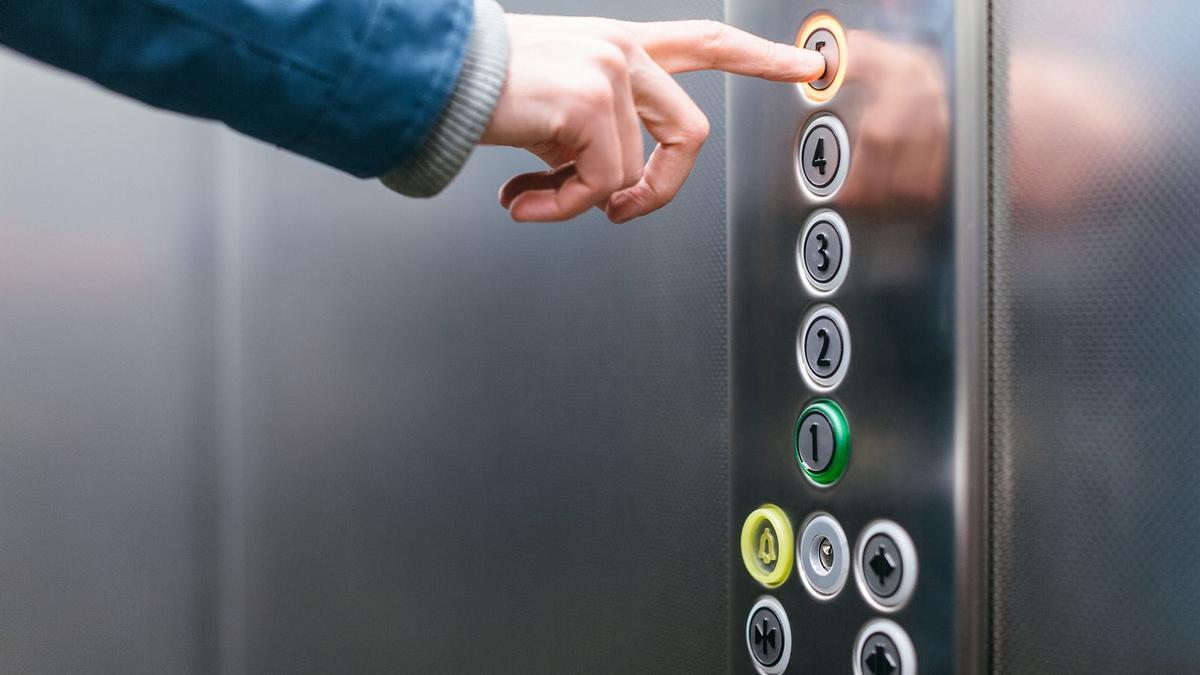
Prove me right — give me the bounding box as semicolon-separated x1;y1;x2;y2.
0;0;730;672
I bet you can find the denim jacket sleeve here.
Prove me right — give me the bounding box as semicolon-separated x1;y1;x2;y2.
0;0;504;182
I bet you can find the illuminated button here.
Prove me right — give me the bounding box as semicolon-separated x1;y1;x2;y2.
740;505;795;588
853;619;917;675
746;596;792;675
796;13;847;102
794;400;851;486
797;304;851;390
804;29;841;91
798;114;850;197
855;520;919;612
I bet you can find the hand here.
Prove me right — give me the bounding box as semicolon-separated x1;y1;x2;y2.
482;17;825;223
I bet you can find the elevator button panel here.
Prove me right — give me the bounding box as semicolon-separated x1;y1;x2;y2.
746;596;793;675
733;1;956;671
740;505;795;588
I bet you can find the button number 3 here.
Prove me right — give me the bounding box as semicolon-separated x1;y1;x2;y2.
814;232;830;272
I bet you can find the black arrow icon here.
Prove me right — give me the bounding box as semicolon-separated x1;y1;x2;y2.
753;618;777;657
869;546;897;586
865;642;897;675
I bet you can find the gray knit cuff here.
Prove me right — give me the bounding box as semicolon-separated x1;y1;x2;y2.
379;0;510;197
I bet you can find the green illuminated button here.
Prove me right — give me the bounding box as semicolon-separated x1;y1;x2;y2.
794;400;851;485
740;505;795;588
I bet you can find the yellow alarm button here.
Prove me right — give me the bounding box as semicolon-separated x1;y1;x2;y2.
740;504;795;588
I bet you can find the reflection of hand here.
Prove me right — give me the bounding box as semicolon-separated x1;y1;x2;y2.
1008;53;1130;216
483;17;825;223
838;31;949;216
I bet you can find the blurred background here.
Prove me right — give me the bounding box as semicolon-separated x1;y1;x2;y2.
0;1;731;672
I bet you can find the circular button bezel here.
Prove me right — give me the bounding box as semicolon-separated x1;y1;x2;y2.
797;209;851;295
795;13;848;102
854;520;919;612
796;304;851;391
746;595;793;675
852;619;917;675
794;399;851;486
740;505;796;588
795;114;850;199
797;512;850;599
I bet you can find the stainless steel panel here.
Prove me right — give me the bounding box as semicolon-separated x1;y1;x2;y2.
728;1;968;672
0;54;221;673
1;0;732;670
228;1;731;672
990;2;1200;671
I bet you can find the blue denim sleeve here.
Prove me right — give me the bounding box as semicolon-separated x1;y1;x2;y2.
0;0;473;178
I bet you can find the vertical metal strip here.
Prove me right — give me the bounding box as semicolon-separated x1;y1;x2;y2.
953;0;991;672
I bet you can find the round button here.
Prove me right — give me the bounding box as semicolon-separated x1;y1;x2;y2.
853;619;917;675
795;13;848;102
855;521;919;611
804;28;841;91
797;305;851;390
796;114;850;197
794;399;850;485
796;209;851;294
797;512;850;598
740;505;795;588
804;316;844;378
797;409;834;472
746;596;792;675
804;220;842;282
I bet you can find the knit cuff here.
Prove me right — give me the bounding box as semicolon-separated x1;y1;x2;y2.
379;0;509;197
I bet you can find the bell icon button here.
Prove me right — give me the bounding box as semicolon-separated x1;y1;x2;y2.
739;505;795;588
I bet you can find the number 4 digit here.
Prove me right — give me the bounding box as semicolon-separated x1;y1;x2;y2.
811;137;827;176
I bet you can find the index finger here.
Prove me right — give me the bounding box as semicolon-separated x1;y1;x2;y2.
627;20;826;81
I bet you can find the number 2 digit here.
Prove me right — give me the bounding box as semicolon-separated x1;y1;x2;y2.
816;328;832;368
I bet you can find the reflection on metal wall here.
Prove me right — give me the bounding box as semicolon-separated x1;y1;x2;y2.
0;55;222;672
0;0;730;672
990;1;1200;671
230;0;729;669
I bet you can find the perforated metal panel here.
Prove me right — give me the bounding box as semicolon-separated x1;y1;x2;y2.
990;2;1200;671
